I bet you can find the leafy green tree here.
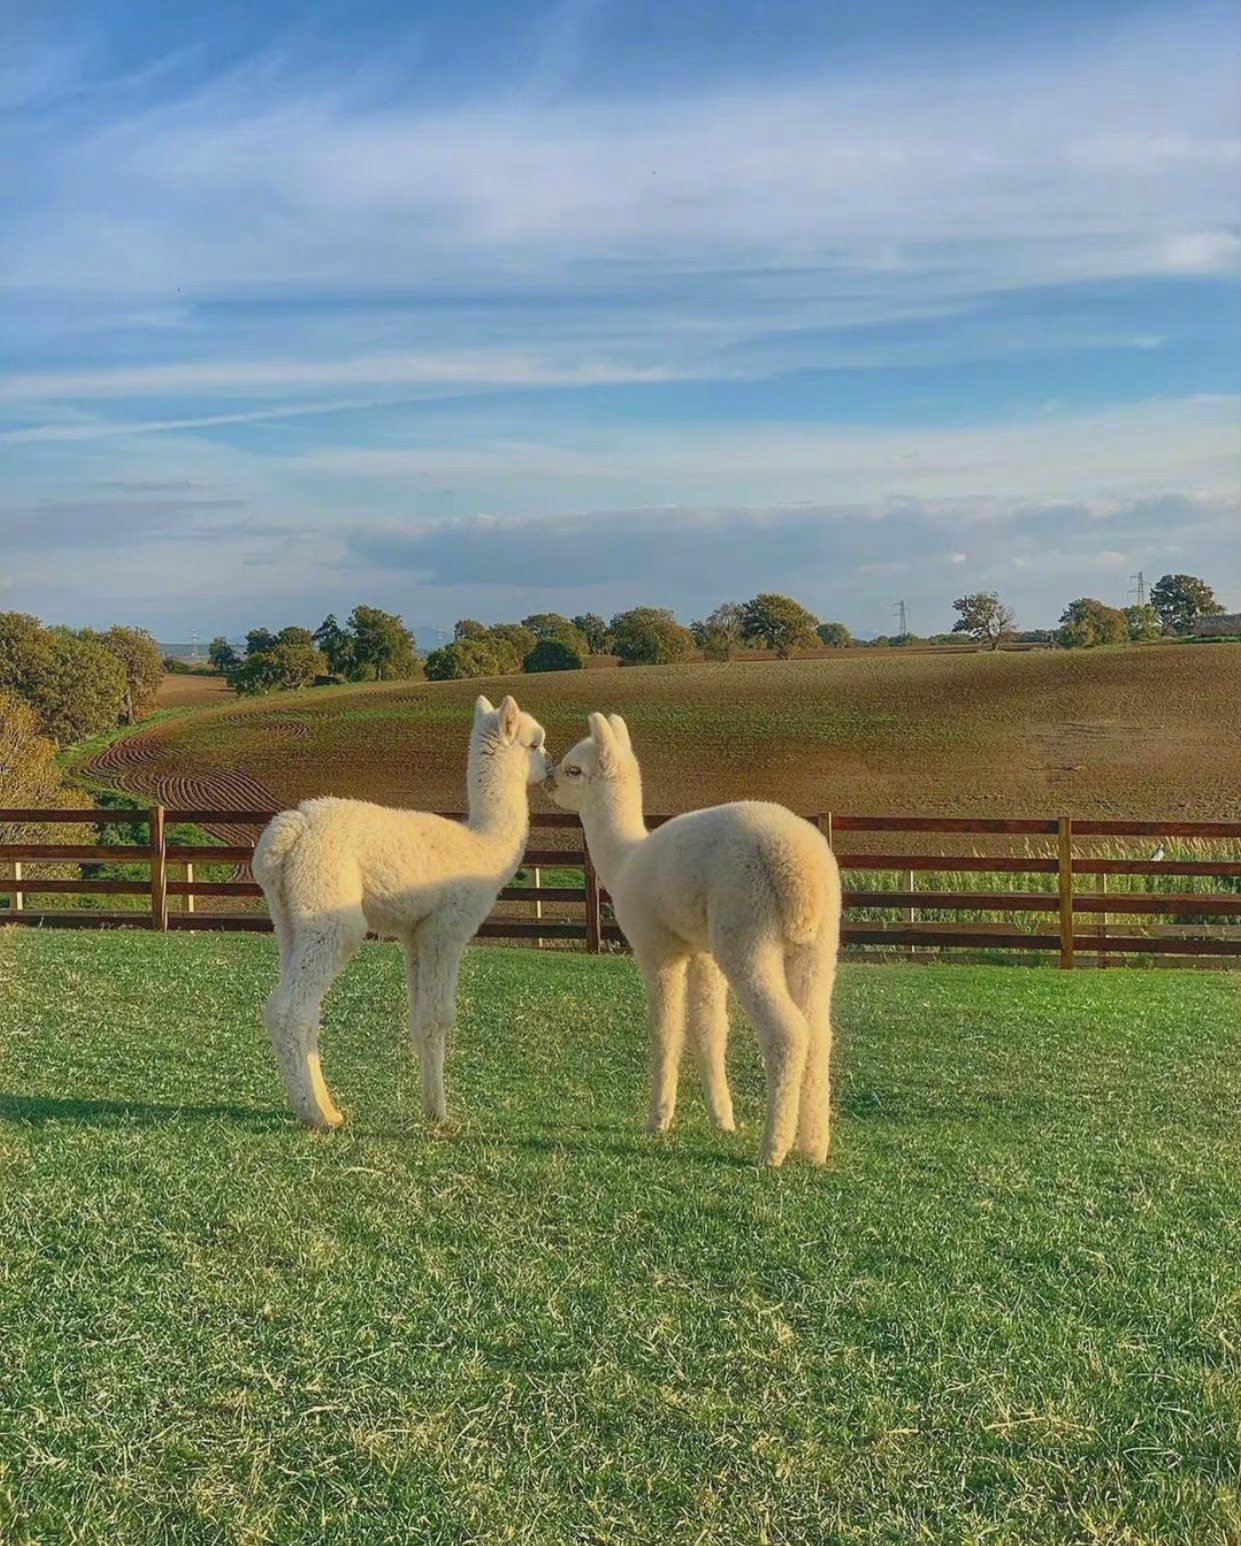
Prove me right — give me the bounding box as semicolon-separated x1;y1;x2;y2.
1123;604;1163;642
816;622;853;648
740;593;820;658
522;612;572;639
227;655;282;696
572;613;611;654
609;607;695;666
0;613;127;744
486;623;538;672
1058;598;1128;649
454;619;489;642
228;639;325;695
523;638;584;673
694;602;746;662
245;628;278;657
208;636;239;672
1150;573;1224;636
85;626;164;723
312;615;354;677
346;606;418;680
0;612;44;687
521;613;589;656
28;635;126;744
422;646;461;681
951;592;1016;651
276;626;316;650
423;637;503;680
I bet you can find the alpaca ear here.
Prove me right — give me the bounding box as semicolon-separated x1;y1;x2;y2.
497;695;521;743
607;714;631;751
588;711;618;768
475;695;495;720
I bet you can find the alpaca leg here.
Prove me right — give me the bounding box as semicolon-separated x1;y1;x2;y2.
263;914;364;1130
267;887;294;977
720;945;810;1167
788;938;839;1164
687;954;734;1130
402;938;421;1058
409;921;465;1122
643;953;689;1132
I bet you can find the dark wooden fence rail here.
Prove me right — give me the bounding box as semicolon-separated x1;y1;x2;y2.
2;808;1239;965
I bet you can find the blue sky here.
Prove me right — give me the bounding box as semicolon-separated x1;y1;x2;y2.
2;0;1238;640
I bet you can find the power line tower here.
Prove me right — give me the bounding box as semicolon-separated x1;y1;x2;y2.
189;630;200;661
894;600;908;637
1127;571;1146;607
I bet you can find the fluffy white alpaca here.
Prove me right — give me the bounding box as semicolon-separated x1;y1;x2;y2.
253;694;552;1130
548;713;842;1166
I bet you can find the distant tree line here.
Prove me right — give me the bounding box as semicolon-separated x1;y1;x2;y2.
946;573;1227;651
211;606;419;696
210;569;1233;700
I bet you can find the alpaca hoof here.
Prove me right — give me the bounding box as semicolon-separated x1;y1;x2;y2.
647;1117;672;1134
299;1108;344;1133
758;1146;788;1168
716;1116;737;1133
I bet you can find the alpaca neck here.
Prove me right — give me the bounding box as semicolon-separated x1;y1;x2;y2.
465;745;529;865
581;762;648;891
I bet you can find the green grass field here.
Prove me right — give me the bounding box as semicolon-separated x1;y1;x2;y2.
1;932;1237;1545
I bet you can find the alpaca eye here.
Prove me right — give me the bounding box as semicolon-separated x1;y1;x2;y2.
566;766;582;777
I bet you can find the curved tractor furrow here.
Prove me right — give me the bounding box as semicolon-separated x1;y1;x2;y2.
86;732;281;859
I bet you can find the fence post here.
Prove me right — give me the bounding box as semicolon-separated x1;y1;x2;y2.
1057;816;1074;969
150;806;168;932
532;864;541;948
11;859;22;913
184;861;195;915
583;847;603;955
1095;871;1107;969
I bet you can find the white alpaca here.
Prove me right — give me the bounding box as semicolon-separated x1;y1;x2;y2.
253;695;552;1130
548;713;842;1166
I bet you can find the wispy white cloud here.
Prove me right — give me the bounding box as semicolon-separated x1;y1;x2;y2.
2;393;1235;635
287;395;1241;511
5;9;1237;300
0;351;691;406
2;5;1237;637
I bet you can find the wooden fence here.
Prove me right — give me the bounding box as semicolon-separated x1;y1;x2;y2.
2;808;1239;965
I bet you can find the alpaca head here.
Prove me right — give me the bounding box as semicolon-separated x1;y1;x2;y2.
546;712;635;813
472;695;553;785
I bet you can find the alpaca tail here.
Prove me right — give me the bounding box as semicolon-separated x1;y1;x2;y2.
762;826;833;947
252;807;308;904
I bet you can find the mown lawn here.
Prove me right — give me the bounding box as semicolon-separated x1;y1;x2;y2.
0;931;1237;1545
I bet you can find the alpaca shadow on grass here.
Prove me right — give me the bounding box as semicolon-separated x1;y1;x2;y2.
0;1092;291;1130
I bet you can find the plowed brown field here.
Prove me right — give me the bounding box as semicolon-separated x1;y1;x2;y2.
83;646;1240;823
